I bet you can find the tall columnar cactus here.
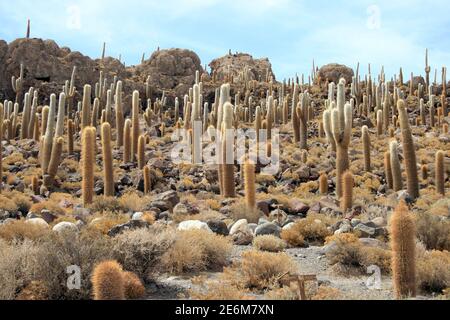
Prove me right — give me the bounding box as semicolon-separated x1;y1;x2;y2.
216;84;230;131
31;175;39;195
41;106;49;139
115;81;124;147
419;99;426;125
82;85;92;129
331;102;352;199
91;98;100;128
55;92;66;137
64;66;77;117
28;91;38;138
46;137;64;186
376;109;383;137
244;161;256;210
362;125;371;172
20;92;31;139
101;123;114;197
297;92;309;149
421;164;428;181
397;100;419;199
123;119;132;164
143;165;151;194
137;135;146;169
82;126;96;206
67;119;74;155
292;84;300;143
390;200;416;299
390;140;403;192
323;107;336;152
41;94;56;174
340;171;353;212
435;150;445;196
131;91;140;162
221;102;235;198
105;90;113;126
91;260;125;300
384;151;394;189
11;63;24;103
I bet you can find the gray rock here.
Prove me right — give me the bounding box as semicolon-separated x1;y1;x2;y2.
132;212;144;221
255;222;281;237
282;222;295;231
207;220;229;236
354;223;376;237
178;220;212;232
26;218;49;228
229;219;249;235
232;229;254;245
351;218;361;227
26;212;39;220
107;220;149;237
371;217;386;227
288;200;310;215
155;190;180;209
41;210;57;224
248;223;258;233
359;238;389;249
53;222;78;234
269;209;288;225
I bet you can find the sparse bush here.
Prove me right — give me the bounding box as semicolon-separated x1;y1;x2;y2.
253;235;286;252
189;277;253;300
16;281;48;300
417;249;450;294
161;229;232;274
0;220;51;242
122;271;146;300
415;212;450;251
89;196;124;214
229;200;261;224
281;215;332;247
311;286;343;300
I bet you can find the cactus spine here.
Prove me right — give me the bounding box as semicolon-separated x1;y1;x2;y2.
244;161;256;210
435;150;445;196
362;125;371;172
341;171;353;212
390;140;403;192
82;126;96;206
101;123;114;197
91;260;125;300
397;100;419;199
391;201;416;299
131;91;140;162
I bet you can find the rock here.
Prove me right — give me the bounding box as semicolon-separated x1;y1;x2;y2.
248;223;258;233
0;210;20;221
26;218;49;228
173;203;199;216
295;165;310;180
255;222;281;237
318;63;354;84
52;222;78;234
149;200;171;212
132;212;144;221
154;190;180;210
178;220;212;233
309;202;321;214
371;217;386;227
354;223;376;237
351;218;361;227
209;52;274;82
75;220;85;229
26;212;39;220
359;238;389;249
107;220;149;237
232;229;254;245
397;190;414;204
288;200;310;216
229;219;249;235
269;209;288;225
334;222;353;235
258;217;270;225
256;200;271;216
40;210;57;224
158;211;170;220
207;220;229;236
2;218;16;225
282;222;295;231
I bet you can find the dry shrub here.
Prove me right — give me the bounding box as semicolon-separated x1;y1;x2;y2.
325;234;391;275
253;235;286;252
223;250;298;291
415;212;450;251
417;249;450;294
87;213;130;235
311;286;343;300
123;271;146;299
112;227;175;281
161;229;232;274
172;210;223;224
89;196;124;214
189;276;253;300
229;200;261;224
29;200;66;216
16;281;48;300
0;220;51;242
0;195;18;213
281;215;332;247
264;285;299;300
0;239;43;300
1;191;32;214
205;198;221;211
119;192;152;213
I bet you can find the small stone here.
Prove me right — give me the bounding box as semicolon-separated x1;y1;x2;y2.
232;229;253;245
288;200;310;216
155;190;180;208
26;218;49;228
255;222;281;237
282;222;295;231
107;220;149;237
269;209;288;225
229;219;249;235
351;218;361;227
132;212;144;221
41;210;57;224
52;222;78;234
256;200;271;215
354;223;376;237
26;212;39;220
371;217;386;227
248;223;258;233
178;220;212;232
207;220;229;236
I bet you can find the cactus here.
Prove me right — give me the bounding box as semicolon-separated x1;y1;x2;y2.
292;84;300;143
123;271;146;300
331;100;352;199
340;171;353;212
390;200;416;299
55;92;66;137
443;123;449;134
41;94;57;174
115;81;124;148
20;92;31;139
384;151;394;189
81;85;92;129
101;123;114;197
397;100;420;199
376;109;383;137
131;91;140;162
429;95;436;127
323;108;336;152
67;119;74;155
41;106;49;138
105;90;113;126
31;175;39;195
435;150;445;196
123;119;132;163
137;135;146;169
28;91;38;138
91;260;125;300
221;102;235;198
91;98;99;128
362;125;371;172
421;164;428;181
82;126;96;206
143;166;152;194
45;137;64;186
297;92;309;149
64;66;77;117
390;140;403;192
244;161;256;210
319;173;328;195
11;64;24;103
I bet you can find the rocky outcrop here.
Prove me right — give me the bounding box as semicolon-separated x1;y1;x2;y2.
318;63;354;84
209;52;274;82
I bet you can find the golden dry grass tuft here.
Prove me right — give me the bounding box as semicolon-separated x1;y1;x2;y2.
253;235;286;252
281;214;333;247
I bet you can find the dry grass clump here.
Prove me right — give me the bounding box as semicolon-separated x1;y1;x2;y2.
0;195;19;213
416;249;450;294
189;276;253;300
122;271;146;300
29;200;66;216
415;212;450;251
311;286;343;300
118;192;152;213
0;191;32;214
229;200;261;223
161;229;232;274
0;220;51;242
87;213;130;235
281;214;333;247
16;281;48;300
112;227;175;281
222;250;298;291
172;210;223;224
89;196;125;214
253;235;286;252
325;233;391;275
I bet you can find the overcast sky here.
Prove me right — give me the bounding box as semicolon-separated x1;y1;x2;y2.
0;0;449;80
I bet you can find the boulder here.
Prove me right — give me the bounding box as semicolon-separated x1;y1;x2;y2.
229;219;249;235
255;222;281;237
318;63;354;84
232;229;254;245
52;222;78;234
207;220;229;236
107;220;149;237
178;220;212;232
26;218;49;228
